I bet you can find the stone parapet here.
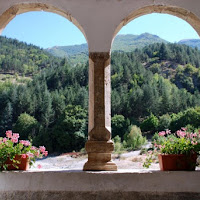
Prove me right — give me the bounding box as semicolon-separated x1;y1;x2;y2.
1;170;200;200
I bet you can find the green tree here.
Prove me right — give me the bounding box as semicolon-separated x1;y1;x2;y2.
158;114;172;131
140;113;159;133
113;135;124;153
158;43;170;60
0;101;13;132
111;115;129;139
14;113;38;139
50;105;88;152
40;85;54;130
123;125;146;150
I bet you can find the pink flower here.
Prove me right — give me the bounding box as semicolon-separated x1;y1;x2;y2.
165;129;171;134
20;140;25;145
21;154;27;159
37;164;42;169
159;131;165;136
34;150;40;157
12;133;19;139
39;146;46;153
191;141;198;145
3;137;7;143
193;133;197;137
11;138;18;143
43;151;48;156
25;141;31;146
31;146;37;150
20;140;31;146
6;130;12;138
11;133;20;143
177;130;186;137
27;152;34;158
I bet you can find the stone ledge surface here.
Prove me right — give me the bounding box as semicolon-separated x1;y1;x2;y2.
1;191;200;200
0;169;200;200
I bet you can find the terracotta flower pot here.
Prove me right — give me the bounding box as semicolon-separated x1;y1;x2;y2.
6;155;29;170
158;153;197;171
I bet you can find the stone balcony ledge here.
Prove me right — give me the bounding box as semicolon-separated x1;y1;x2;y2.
1;169;200;200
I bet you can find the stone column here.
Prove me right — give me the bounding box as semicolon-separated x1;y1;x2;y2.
83;52;117;171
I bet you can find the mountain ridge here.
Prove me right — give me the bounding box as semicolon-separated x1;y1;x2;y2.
178;39;200;49
45;33;168;65
46;33;200;65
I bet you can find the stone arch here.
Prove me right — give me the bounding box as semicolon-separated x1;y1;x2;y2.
0;3;88;43
112;5;200;45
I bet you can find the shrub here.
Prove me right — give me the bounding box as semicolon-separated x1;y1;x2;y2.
158;114;171;131
170;108;200;132
185;124;196;132
113;135;124;154
14;113;38;139
111;115;128;139
123;125;147;150
140;113;159;133
149;63;161;74
184;64;197;75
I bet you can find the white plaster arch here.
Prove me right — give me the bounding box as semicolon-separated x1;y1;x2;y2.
0;2;88;44
112;5;200;50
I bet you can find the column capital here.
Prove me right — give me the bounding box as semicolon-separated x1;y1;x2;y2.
89;52;110;62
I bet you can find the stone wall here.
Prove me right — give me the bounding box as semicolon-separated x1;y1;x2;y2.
0;0;200;52
1;170;200;200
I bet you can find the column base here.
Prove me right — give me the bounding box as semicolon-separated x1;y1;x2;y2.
83;161;117;171
83;140;118;171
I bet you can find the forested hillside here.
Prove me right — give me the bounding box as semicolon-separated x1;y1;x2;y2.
0;36;61;75
46;43;88;66
111;50;200;119
0;36;200;153
128;43;200;93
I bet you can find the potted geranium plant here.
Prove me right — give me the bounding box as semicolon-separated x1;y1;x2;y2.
143;128;200;171
0;130;48;171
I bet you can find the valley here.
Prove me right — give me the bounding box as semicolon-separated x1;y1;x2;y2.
0;33;200;155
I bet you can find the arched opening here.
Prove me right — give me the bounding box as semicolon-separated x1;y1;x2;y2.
113;5;200;40
0;4;90;170
111;8;200;170
0;3;87;41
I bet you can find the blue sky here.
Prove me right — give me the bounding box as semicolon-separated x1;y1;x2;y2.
2;11;200;49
